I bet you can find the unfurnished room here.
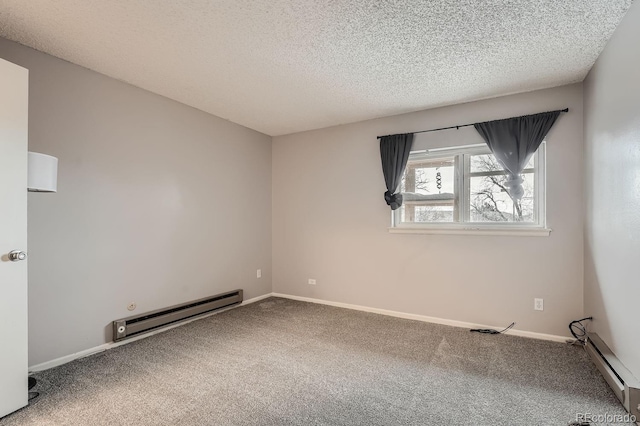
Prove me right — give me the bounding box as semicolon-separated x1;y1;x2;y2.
0;1;639;425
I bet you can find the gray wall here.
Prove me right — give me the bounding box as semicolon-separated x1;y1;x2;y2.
273;84;584;338
0;38;272;367
583;1;640;379
7;16;634;369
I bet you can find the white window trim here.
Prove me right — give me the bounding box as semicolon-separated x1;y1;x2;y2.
390;143;550;236
388;226;551;237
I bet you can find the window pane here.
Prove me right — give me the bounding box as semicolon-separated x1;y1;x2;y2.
469;173;535;222
470;153;502;173
401;158;454;194
399;157;456;223
413;205;454;222
393;145;543;228
470;153;534;174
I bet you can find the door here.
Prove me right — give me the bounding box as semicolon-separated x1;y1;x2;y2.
0;57;29;418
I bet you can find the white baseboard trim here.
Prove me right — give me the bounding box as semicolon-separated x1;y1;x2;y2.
240;292;273;306
29;292;272;372
271;293;571;343
30;291;570;372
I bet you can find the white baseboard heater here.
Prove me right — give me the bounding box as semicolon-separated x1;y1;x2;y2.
113;289;243;341
585;333;640;421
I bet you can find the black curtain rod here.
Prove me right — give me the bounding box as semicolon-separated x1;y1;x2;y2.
376;108;569;139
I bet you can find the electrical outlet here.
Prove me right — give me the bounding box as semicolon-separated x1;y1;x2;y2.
534;298;544;311
127;302;136;311
257;269;262;278
308;278;316;285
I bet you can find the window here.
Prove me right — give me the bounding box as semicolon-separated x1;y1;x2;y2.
392;143;546;233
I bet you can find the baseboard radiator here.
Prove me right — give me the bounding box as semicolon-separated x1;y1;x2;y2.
113;289;243;341
585;333;640;421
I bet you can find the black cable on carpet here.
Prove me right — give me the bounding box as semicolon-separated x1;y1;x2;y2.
28;377;39;403
568;316;592;345
470;322;515;335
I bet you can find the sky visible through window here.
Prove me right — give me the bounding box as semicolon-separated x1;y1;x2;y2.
398;150;538;224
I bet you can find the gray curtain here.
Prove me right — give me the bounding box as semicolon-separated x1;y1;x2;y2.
380;133;414;210
474;111;561;199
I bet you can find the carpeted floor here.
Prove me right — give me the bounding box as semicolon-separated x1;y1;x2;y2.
0;297;633;426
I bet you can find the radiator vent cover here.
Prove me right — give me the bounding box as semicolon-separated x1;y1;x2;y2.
113;289;243;341
585;333;640;421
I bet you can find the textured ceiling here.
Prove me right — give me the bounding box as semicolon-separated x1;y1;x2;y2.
0;1;633;136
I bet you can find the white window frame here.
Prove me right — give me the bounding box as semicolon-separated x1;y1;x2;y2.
390;142;549;236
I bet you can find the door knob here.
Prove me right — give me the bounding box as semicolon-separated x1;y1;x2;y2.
8;250;27;262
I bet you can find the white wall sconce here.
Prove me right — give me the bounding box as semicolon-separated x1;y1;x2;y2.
28;152;58;192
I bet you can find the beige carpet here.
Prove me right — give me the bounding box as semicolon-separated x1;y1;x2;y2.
0;297;632;425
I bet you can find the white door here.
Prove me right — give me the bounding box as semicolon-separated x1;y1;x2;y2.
0;57;29;418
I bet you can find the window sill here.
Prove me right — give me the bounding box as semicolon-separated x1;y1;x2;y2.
388;226;551;237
